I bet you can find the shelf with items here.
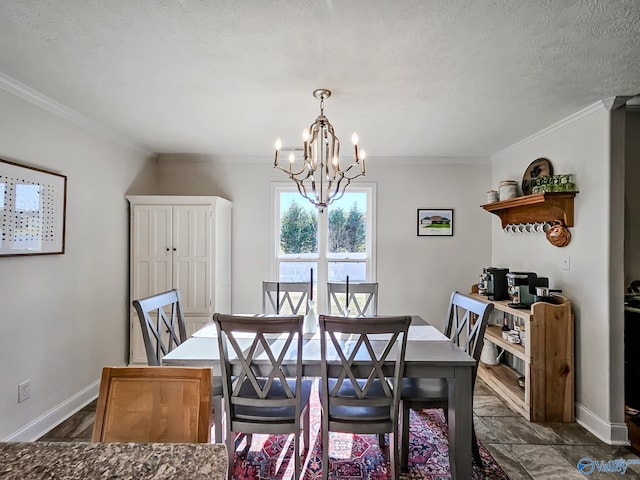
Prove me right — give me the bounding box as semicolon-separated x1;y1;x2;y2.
480;191;578;229
470;285;574;422
484;325;528;362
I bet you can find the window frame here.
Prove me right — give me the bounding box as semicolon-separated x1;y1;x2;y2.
269;182;377;313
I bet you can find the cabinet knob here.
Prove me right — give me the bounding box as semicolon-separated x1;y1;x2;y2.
166;248;170;252
173;247;177;251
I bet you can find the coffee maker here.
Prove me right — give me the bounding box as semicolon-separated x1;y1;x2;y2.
479;267;510;301
507;272;549;309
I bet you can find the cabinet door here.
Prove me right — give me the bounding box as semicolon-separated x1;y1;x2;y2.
173;205;212;315
185;316;212;337
131;205;173;301
129;315;149;364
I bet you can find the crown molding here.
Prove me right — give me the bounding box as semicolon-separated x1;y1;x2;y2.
0;72;151;155
492;100;609;160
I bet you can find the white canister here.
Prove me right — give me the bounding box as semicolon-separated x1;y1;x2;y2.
499;180;519;201
487;190;499;203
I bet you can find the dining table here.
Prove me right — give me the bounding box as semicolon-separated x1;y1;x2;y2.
162;315;476;479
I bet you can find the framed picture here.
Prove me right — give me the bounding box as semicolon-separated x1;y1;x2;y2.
417;208;454;237
1;159;67;256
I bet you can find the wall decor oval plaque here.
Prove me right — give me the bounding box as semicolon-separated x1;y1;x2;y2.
522;157;553;195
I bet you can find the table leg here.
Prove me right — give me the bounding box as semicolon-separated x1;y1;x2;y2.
447;366;472;479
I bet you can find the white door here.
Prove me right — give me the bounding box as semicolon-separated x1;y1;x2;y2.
172;204;212;315
131;205;173;301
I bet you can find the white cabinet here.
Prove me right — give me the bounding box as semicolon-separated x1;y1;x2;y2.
126;195;232;364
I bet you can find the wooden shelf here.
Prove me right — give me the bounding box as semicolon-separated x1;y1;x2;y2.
481;191;578;228
478;363;529;420
471;285;574;422
485;325;528;362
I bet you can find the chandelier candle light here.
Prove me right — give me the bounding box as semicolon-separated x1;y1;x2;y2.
274;89;366;210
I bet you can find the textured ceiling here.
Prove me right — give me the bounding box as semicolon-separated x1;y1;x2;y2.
0;0;639;158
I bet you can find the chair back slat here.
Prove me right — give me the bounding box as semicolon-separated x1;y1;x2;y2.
327;282;378;316
132;289;187;366
262;281;310;314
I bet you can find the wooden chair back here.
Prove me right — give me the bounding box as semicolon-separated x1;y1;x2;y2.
132;289;187;366
327;282;378;316
444;291;495;362
92;366;211;443
262;281;310;314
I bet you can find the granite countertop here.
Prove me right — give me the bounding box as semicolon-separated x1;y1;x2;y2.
0;442;227;480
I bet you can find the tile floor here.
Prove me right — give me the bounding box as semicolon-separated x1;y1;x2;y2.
39;379;640;479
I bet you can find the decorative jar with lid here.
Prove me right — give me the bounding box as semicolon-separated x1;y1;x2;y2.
498;180;519;201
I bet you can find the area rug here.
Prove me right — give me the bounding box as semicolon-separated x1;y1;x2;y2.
229;393;509;479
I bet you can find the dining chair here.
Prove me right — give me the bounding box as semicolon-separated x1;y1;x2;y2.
262;281;311;314
132;289;224;442
319;314;411;480
326;281;378;316
132;289;187;366
92;366;212;443
213;313;312;480
399;291;494;470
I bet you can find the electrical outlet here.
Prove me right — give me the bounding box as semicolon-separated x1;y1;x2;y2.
561;255;570;271
18;380;31;403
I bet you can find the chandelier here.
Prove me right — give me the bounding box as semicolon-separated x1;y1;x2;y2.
274;89;366;210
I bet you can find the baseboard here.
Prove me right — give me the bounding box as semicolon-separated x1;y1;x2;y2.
3;379;100;442
576;402;630;445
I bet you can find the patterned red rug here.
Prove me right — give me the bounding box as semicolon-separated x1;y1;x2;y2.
229;403;509;479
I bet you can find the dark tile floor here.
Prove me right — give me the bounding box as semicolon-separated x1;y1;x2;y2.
39;379;640;479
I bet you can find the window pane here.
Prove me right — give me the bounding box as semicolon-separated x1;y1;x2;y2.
328;262;366;282
327;192;367;254
279;262;317;282
279;193;318;255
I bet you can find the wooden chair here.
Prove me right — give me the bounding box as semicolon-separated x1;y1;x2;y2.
400;291;494;470
213;313;312;480
132;289;224;442
319;314;411;480
327;282;378;316
262;281;311;314
92;366;212;443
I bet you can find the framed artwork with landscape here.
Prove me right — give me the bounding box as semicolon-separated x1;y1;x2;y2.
417;208;453;237
1;159;67;256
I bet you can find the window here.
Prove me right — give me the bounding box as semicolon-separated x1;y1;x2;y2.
270;183;376;313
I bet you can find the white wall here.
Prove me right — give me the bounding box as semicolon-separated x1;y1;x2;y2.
153;155;492;333
490;103;627;443
0;89;154;440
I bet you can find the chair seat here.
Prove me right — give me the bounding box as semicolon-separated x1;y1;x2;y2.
322;378;393;421
234;378;313;422
400;378;448;403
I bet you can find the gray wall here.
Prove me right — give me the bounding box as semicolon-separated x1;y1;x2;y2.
0;89;154;440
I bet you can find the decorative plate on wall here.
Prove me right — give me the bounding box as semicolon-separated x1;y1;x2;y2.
521;157;553;195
